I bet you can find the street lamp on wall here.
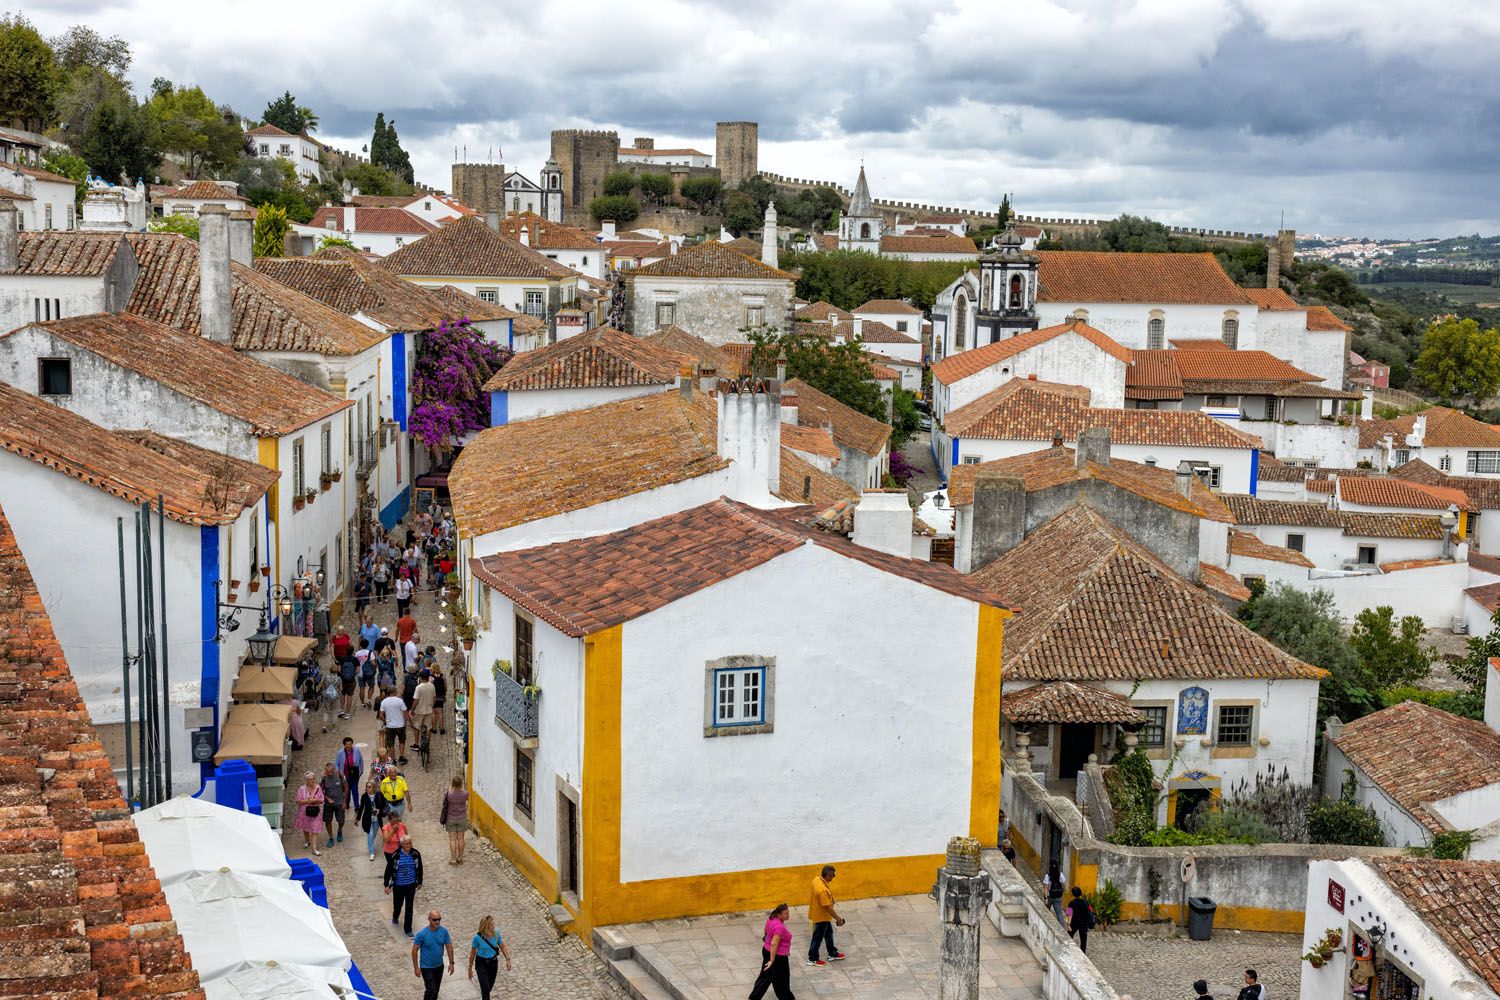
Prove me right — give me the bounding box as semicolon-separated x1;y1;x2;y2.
215;581;293;666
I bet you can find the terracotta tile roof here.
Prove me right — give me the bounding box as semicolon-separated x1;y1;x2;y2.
785;378;891;456
307;205;437;234
348;194;412;207
868;361;898;380
1392;459;1500;509
1333;702;1500;833
380;215;575;280
632;239;794;280
14;312;350;436
124;232;386;356
1169;338;1231;350
975;503;1324;681
5;231;125;276
933;320;1132;386
1370;858;1500;992
1471;551;1500;577
256;247;452;330
1305;478;1334;494
496;211;599;251
469;497;1005;637
1338;475;1472;511
1305;305;1352;331
720;236;762;256
484;326;682;391
814;233;838;251
1036;251;1251;305
11;162;76;185
156;180;243;202
1222;494;1341;527
1339;511;1444;539
834;318;921;345
1228;528;1314;567
1394;406;1500;449
426;283;522;322
1173;348;1321;383
604;239;672;260
1004;681;1147;725
721;343;756;376
1355;416;1405;449
0;505;204;999
1125;349;1185;400
246;123;295;137
942;378;1259;449
780;422;840;462
1242;287;1301;310
945;445;1233;522
1199;561;1253;601
1379;557;1452;572
776;448;858;507
0;386;276;525
855;299;922;315
646;325;743;377
1465;582;1500;613
865;350;921;371
878;233;978;255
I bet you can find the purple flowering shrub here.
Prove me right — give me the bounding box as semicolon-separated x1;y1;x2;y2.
410;319;512;450
888;450;919;485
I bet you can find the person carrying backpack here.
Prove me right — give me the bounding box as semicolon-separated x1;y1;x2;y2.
1066;886;1095;953
338;653;358;719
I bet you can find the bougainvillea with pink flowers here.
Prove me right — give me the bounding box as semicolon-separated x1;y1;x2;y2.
409;319;511;452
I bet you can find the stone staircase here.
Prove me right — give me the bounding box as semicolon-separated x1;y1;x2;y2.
593;926;711;1000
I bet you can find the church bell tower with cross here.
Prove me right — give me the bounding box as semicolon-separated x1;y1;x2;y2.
975;226;1039;345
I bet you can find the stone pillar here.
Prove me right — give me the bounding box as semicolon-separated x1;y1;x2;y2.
198;204;233;345
0;199;16;271
937;836;992;1000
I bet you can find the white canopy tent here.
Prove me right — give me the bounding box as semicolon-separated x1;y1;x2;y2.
134;797;291;886
201;961;343;1000
163;868;352;991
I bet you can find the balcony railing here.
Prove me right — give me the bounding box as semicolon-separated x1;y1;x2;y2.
355;434;378;477
494;669;539;746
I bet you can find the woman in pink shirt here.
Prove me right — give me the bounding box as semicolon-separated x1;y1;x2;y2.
748;902;795;1000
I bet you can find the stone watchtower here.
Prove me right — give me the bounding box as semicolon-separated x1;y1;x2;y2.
715;122;758;188
451;163;507;217
1265;227;1297;290
551;129;620;226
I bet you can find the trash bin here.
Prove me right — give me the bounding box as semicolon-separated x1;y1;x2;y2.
1187;897;1216;941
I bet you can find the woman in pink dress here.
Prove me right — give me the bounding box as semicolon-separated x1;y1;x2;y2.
293;771;325;855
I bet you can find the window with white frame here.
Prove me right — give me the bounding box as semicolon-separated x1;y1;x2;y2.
1193;465;1223;489
746;305;764;327
1440;455;1453;472
704;656;775;736
292;439;305;496
656;302;675;327
1394;448;1410;466
961;455;983;465
1221;313;1239;348
524;290;545;317
476;288;499;304
1147;315;1165;350
1468;451;1500;474
1214;704;1254;746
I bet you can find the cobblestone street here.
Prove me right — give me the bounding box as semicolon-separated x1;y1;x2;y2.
281;574;625;1000
1082;926;1302;1000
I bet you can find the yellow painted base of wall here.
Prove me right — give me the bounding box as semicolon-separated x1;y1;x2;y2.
1117;900;1304;934
468;788;566;917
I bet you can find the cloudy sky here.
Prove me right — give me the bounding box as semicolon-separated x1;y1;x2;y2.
25;0;1500;238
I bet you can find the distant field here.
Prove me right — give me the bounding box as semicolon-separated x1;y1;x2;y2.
1364;281;1500;307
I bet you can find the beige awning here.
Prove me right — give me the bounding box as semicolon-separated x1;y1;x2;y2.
224;702;292;726
231;666;296;701
213;718;288;765
271;636;317;664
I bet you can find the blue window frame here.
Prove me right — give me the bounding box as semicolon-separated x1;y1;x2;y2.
712;666;765;727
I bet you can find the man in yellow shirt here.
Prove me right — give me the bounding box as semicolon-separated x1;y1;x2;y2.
806;865;845;967
381;771;411;819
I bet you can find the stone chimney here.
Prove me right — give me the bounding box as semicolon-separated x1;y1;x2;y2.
717;378;781;498
228;211;253;267
970;472;1025;572
0;199;16;272
852;491;913;558
678;362;694;400
1075;427;1110;469
1265;243;1280;290
775;350;787;384
601;219;617;240
780;387;798;426
198;204;233;345
1175;461;1195;498
761;200;778;269
1361;386;1374;420
486;211;500;232
519;224;530;248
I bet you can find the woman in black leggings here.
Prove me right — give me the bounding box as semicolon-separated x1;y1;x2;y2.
466;914;510;999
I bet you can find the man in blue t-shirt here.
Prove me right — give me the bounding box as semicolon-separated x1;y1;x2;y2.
412;909;454;1000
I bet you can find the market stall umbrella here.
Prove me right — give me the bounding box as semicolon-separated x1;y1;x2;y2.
213;719;288;766
133;797;290;887
163;868;352;989
202;960;340;1000
223;702;292;726
231;666;296;701
271;635;317;664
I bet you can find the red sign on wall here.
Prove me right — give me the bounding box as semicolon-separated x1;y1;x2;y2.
1328;879;1346;913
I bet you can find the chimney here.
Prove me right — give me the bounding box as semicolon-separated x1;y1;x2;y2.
852;317;863;340
775;349;787;384
697;363;717;394
678;362;694;400
0;199;16;271
1265;243;1281;290
519;224;530;248
780;388;798;425
1407;414;1427;448
852;491;914;558
228;211;253;266
1175;461;1194;498
486;211;500;232
343;205;356;233
198;204;233;345
1075;427;1111;469
1051;428;1064;448
601;219;617;240
761;199;778;269
717;378;782;498
970;472;1026;572
1361;386;1374;420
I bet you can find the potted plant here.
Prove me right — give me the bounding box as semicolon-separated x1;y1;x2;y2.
523;682;542;700
319;472;334;491
292;494;306;511
248;577;261;592
330;468;342;483
260;564;271;578
304;487;318;505
492;658;513;682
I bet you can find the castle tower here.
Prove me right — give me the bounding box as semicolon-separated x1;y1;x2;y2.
451;163;506;217
716;122;758;188
975;226;1039;344
761;200;778;269
540;157;564;222
838;166;882;252
551;129;620;226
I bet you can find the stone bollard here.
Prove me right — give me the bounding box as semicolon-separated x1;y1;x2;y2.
938;836;992;1000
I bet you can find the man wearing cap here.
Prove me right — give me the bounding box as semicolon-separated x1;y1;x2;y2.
383;834;424;936
411;669;437;753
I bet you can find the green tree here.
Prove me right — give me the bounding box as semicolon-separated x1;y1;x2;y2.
587;195;639;225
232;154;317;221
637;172;673;204
318;233;356;250
148;213;199;240
263;91;315;135
1413;317;1500;402
344;161;397;197
997;192;1011;228
146;82;243;177
369;113;413;184
780;248;965;313
1307;772;1385;846
49;25;130;81
0;14;58;132
1349;606;1433;690
252;203;290;258
602;170;637;197
722;190;759;235
1311;266;1365;308
1239;583;1371;722
890;385;920;450
53;64;124;143
41;147;88;205
738;176;777;215
678;175;723;210
746;326;885;422
79;94;159;184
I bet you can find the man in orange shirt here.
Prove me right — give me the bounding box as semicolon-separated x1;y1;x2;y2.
396;611;418;646
806;865;845;967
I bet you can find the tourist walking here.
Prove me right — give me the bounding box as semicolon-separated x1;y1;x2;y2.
380;685;409;764
1066;887;1094;953
467;914;511;1000
372;558;391;603
413;910;454;1000
806;865;845;967
355;778;384;861
748;902;795;1000
1000;839;1016;864
431;658;448;735
440;775;469;864
357;640;376;708
293;771;324;856
380;812;408;866
336;648;357;719
334;737;363;809
1043;862;1067;925
319;671;340;733
412;670;437;750
319;762;347;848
359;614;381;655
395;570;413;618
1193;981;1213;998
381;767;411;820
384;835;424;936
1237;970;1265;1000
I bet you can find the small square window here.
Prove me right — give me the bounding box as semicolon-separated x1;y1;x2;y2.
477;288;499;304
39;358;71;396
961;455;983;465
1286;533;1305;553
746;306;764;327
1206;395;1228;406
1440;455;1453;472
704;656;775;736
896;321;908;332
656;302;675;327
1357;545;1377;565
1215;704;1253;746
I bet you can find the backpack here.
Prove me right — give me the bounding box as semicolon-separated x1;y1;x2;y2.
340;657;357;683
1085;904;1097;929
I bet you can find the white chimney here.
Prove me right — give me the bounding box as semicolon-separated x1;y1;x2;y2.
852;317;863;340
1407;414;1426;448
519;224;530;248
1175;460;1194;498
761;200;778;269
601;219;617;240
719;226;732;242
852;491;913;558
780;388;798;426
717;379;781;498
228;212;253;266
343;206;356;233
198;204;233;345
1361;387;1374;420
0;199;16;271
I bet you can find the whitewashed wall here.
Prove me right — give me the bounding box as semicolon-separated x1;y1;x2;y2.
503;382;667;422
940;435;1254;495
629;275;792;346
0;273;120;342
1036;301;1258;352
